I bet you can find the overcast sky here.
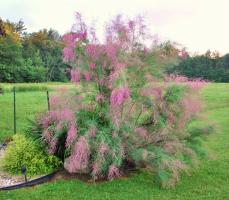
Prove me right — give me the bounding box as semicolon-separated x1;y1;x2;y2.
1;0;229;54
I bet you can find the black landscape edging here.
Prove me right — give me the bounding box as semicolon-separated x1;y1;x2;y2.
0;171;57;190
0;143;7;150
1;143;59;190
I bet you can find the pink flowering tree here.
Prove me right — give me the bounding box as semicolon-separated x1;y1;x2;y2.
31;13;211;188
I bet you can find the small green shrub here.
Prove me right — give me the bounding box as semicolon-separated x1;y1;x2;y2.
1;134;62;176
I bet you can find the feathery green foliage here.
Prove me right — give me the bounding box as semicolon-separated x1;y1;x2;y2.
1;134;62;176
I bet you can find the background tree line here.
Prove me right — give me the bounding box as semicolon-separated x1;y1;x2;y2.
167;51;229;82
0;18;68;82
0;18;228;83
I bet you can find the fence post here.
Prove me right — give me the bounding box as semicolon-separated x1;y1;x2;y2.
46;90;50;111
13;87;16;134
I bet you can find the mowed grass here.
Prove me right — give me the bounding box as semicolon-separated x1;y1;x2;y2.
0;83;229;199
0;91;47;142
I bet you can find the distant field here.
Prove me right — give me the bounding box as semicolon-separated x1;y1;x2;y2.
0;83;229;199
0;82;75;92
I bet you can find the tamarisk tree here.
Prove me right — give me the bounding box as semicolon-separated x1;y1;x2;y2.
33;13;209;188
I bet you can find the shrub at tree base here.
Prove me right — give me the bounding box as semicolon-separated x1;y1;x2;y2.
1;134;62;176
29;13;211;188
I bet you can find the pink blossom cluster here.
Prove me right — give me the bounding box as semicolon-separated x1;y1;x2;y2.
62;33;77;48
178;96;202;128
42;129;53;145
110;86;130;106
62;32;86;63
73;32;87;41
135;127;149;140
165;74;188;82
72;12;87;40
64;136;90;173
151;87;163;99
106;15;129;46
71;69;81;83
92;163;100;177
88;125;97;137
141;86;163;100
96;93;105;104
86;42;120;68
62;13;88;62
105;15;147;52
109;109;121;128
48;139;58;155
187;79;208;90
49;90;83;115
42;126;58;155
108;165;121;180
86;44;99;61
89;62;96;70
99;143;109;155
40;108;76;154
84;71;91;81
115;63;126;70
86;44;106;62
108;70;122;89
66;123;77;148
49;95;59;108
105;43;119;62
182;96;201;114
165;74;207;90
128;20;135;30
63;47;75;62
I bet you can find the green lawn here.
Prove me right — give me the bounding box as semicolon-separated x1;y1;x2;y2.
0;91;47;142
0;83;229;199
